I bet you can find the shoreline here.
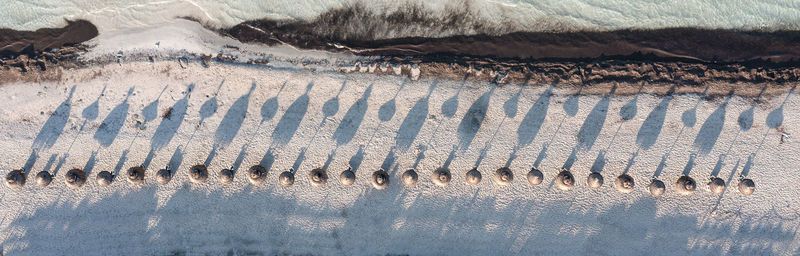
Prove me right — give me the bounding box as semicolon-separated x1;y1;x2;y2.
2;19;799;98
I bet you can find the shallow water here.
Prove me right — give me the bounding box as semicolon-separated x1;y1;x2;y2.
3;0;799;33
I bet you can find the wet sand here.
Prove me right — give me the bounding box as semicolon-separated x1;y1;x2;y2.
1;20;97;57
2;18;799;98
227;21;800;63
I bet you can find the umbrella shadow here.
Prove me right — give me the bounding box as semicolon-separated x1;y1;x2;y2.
142;84;194;170
457;85;495;151
576;86;615;151
766;85;796;129
348;145;366;173
517;85;553;147
271;82;313;145
395;81;437;150
213;82;256;150
94;87;134;147
333;84;372;146
693;90;733;155
636;86;675;150
32;85;76;151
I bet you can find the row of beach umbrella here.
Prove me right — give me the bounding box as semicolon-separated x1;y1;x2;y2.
4;164;755;196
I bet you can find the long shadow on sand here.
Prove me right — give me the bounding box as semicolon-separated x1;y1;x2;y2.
766;85;796;129
457;85;495;151
693;91;733;155
94;87;134;147
395;81;437;150
31;86;76;152
576;86;615;151
271;82;313;145
635;87;674;150
333;85;372;146
4;182;797;255
142;84;194;170
517;85;552;147
213;82;256;150
23;85;74;172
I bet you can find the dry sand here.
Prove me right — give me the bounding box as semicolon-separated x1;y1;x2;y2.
0;59;797;255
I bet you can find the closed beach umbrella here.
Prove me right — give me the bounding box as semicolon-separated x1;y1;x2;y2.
432;168;451;186
527;168;543;186
649;179;666;197
309;168;328;187
36;171;52;187
189;165;208;184
5;170;26;189
96;171;114;187
247;165;267;186
556;169;575;191
615;174;634;194
401;169;418;187
675;176;696;195
493;167;513;186
371;169;389;190
587;172;603;189
466;168;482;185
65;168;86;189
